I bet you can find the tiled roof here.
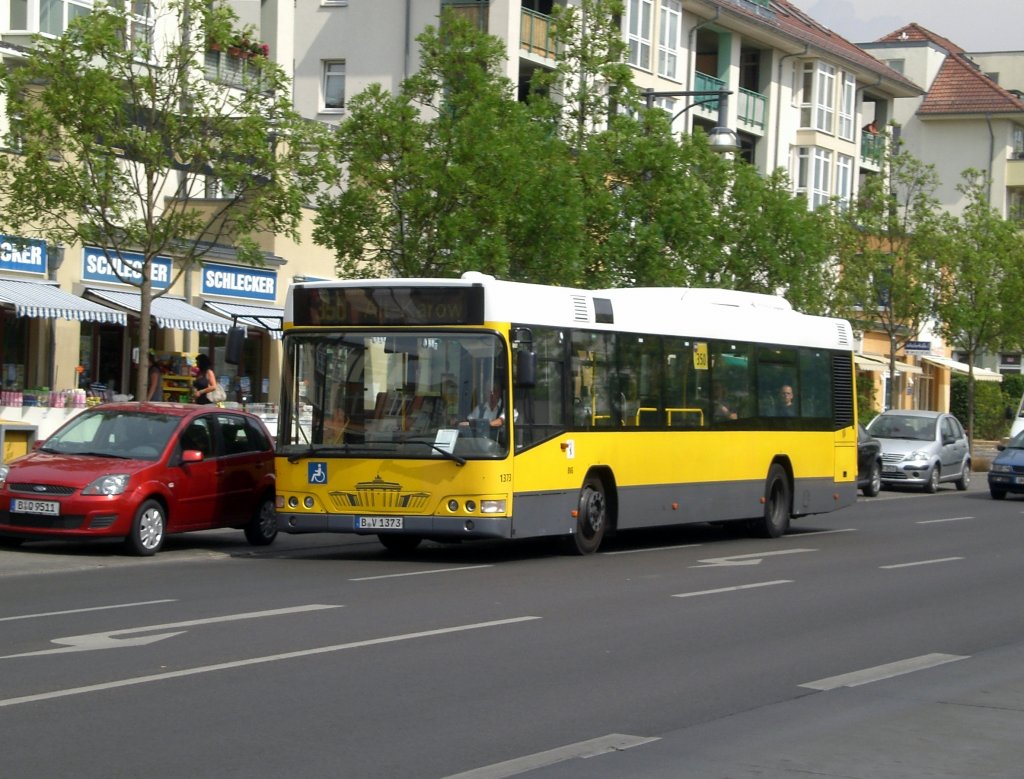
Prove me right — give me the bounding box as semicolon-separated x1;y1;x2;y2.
875;23;1024;115
876;23;966;56
698;0;922;95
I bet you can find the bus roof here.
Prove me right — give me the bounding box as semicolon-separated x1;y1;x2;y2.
286;272;853;351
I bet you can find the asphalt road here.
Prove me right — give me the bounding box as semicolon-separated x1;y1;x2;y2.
1;478;1023;778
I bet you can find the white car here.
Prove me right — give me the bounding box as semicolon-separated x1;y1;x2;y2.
865;410;971;493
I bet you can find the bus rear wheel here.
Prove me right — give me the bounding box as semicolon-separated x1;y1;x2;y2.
566;477;607;555
378;534;422;554
756;464;791;539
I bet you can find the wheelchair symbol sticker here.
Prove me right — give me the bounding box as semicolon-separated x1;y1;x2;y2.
308;462;327;484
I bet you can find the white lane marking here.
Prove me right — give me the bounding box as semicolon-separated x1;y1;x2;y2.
1;604;343;659
690;548;817;568
918;516;974;524
800;653;968;691
880;557;963;569
673;580;792;599
793;528;856;536
0;616;541;708
0;599;176;623
602;544;702;556
350;564;492;581
443;733;660;779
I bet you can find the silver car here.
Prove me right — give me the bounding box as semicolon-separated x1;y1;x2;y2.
865;410;971;493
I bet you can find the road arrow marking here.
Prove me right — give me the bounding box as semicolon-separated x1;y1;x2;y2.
1;604;342;659
690;548;817;567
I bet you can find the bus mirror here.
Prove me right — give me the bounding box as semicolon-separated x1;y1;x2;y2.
225;326;246;365
516;349;537;388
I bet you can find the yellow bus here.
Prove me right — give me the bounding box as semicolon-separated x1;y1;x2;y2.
275;272;858;554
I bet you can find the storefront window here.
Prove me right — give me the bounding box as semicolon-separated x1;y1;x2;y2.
201;329;267;403
1;310;28;389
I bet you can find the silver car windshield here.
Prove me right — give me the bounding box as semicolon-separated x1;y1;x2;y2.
279;331;509;460
869;415;936;441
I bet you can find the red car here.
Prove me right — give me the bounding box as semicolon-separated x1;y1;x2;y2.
0;402;276;555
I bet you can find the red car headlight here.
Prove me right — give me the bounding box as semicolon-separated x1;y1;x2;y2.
82;474;130;496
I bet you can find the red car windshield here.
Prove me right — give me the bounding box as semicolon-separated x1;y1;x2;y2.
41;410;181;461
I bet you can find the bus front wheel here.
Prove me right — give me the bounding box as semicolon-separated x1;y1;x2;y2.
756;464;791;539
566;477;607;555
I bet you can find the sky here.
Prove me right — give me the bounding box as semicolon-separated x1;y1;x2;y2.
790;0;1023;53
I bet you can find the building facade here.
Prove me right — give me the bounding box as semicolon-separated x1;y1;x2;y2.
0;0;338;434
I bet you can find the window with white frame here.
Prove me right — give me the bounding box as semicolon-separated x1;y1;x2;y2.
9;0;28;30
800;61;836;133
1013;125;1024;158
40;0;92;37
836;154;854;210
627;0;652;71
794;146;833;209
815;63;836;133
657;0;681;80
799;63;814;126
812;147;832;207
323;60;346;111
838;72;855;141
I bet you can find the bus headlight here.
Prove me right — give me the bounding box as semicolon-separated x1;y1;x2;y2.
480;499;506;514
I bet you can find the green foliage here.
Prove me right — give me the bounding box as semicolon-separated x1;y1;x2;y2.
833;136;943;409
951;375;1006;440
312;1;861;304
931;171;1024;439
857;375;878;426
1002;373;1024;411
314;10;585;284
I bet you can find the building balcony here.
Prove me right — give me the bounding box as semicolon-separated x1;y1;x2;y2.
738;87;767;131
693;71;726;113
520;8;556;60
860;130;884;169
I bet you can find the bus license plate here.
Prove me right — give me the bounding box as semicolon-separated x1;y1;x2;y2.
11;498;59;516
357;516;403;530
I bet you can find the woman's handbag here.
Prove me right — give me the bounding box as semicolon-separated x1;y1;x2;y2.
208;384;226;403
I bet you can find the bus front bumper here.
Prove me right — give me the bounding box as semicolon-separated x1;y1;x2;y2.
276;512;513;540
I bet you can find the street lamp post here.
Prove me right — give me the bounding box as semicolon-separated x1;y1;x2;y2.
642;87;740;154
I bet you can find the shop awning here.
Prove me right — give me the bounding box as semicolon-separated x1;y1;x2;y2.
921;355;1003;382
202;300;283;340
854;353;889;372
853;353;922;374
0;278;126;324
85;288;231;333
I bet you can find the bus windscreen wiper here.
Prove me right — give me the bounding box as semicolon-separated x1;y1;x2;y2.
399;438;466;466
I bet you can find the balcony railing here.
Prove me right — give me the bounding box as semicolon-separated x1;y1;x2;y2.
520;8;556;59
738;87;767;130
861;130;885;165
204;50;263;89
693;71;727;112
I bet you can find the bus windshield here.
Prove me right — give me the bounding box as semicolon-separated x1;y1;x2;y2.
279;331;509;460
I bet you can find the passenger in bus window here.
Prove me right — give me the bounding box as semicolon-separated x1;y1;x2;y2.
778;384;796;416
713;385;737;421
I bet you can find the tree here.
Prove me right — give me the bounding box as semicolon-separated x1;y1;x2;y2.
835;136;943;409
313;10;585;284
932;170;1024;440
0;0;325;397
